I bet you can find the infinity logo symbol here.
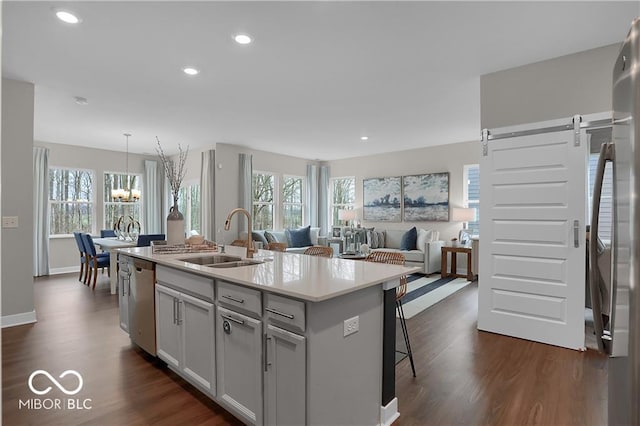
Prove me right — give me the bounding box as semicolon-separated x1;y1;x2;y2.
28;370;84;395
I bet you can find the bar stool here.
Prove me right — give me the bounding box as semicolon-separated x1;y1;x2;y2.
365;251;416;377
303;246;333;258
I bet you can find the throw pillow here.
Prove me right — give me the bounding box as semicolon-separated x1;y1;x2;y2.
286;226;313;248
400;227;418;251
416;229;433;251
251;231;269;245
376;231;386;248
365;227;377;248
264;231;278;243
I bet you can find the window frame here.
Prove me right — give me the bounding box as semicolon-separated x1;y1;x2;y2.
48;166;96;237
281;174;305;229
103;171;144;231
329;176;356;227
178;179;201;235
252;170;276;230
463;164;480;235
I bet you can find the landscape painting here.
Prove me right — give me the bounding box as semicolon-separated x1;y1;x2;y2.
363;177;402;221
403;173;449;221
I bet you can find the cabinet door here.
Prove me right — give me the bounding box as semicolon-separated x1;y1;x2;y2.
216;306;263;425
155;284;181;369
265;324;306;426
118;270;130;333
180;292;215;396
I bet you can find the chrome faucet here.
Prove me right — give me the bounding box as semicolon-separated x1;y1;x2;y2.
223;208;255;258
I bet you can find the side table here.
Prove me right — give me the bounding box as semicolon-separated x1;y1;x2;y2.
441;246;474;281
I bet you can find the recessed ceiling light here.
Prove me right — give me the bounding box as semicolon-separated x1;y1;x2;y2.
234;34;252;45
55;10;80;24
183;67;199;76
361;136;369;141
74;96;88;105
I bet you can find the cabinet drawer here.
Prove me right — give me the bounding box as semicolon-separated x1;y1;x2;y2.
156;265;214;302
217;280;261;318
265;293;305;334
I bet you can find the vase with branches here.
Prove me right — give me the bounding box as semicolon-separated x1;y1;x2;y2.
156;137;189;244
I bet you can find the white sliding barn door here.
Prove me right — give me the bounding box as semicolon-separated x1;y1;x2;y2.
478;128;587;350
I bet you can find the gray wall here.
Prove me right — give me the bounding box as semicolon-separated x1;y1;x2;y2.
2;78;35;322
328;140;480;242
480;43;621;129
214;143;315;242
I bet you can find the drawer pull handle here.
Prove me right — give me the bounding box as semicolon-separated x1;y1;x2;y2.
265;308;294;320
222;294;244;304
221;314;244;325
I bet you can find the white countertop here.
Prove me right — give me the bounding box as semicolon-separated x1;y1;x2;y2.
118;246;419;302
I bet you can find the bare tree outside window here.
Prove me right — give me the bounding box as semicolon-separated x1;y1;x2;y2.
253;172;274;230
49;168;94;235
178;183;201;235
330;177;355;225
104;172;142;230
283;176;303;228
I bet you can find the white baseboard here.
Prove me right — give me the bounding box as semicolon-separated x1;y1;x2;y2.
2;310;37;328
380;397;399;426
49;266;80;275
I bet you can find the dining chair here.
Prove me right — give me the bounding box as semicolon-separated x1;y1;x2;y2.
100;229;117;238
365;251;416;377
137;234;166;247
81;233;110;289
303;246;333;258
73;232;88;283
266;242;287;252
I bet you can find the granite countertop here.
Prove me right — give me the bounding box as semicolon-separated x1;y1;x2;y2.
118;245;419;302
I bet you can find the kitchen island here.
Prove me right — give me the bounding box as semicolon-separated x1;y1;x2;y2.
117;245;418;426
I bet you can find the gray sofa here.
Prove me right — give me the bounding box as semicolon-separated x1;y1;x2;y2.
370;229;443;274
241;227;325;254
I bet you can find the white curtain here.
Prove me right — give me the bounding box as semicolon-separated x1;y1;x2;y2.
319;165;330;236
33;147;49;276
306;164;318;227
200;150;215;240
239;153;253;233
144;160;164;233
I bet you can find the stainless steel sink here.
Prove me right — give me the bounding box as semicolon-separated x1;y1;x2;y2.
177;255;241;266
207;260;265;268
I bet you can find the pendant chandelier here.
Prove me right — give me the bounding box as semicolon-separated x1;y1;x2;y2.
111;133;141;202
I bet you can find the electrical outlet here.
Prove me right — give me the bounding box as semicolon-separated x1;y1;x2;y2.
343;316;359;337
2;216;18;228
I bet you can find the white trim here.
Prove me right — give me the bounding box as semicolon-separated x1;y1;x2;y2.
2;310;37;328
49;266;80;275
379;397;399;426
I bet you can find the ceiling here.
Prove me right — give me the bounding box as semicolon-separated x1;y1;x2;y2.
3;1;639;160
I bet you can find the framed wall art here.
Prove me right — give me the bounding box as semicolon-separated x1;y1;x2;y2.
363;177;402;222
402;172;449;221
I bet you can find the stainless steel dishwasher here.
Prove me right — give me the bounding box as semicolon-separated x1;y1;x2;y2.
129;258;156;355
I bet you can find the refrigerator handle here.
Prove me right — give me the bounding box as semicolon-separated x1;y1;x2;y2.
589;142;614;354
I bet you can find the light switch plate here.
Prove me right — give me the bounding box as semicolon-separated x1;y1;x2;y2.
2;216;18;228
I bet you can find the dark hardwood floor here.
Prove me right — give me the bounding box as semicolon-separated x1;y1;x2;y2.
3;273;608;425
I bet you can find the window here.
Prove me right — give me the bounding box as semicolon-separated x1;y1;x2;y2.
178;181;201;235
104;172;142;230
588;153;613;242
282;175;304;228
330;177;356;226
253;172;275;230
464;165;480;234
49;167;94;235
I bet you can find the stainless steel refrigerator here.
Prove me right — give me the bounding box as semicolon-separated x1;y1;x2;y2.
590;17;640;425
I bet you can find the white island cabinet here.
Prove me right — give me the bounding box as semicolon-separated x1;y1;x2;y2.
118;246;416;426
155;266;216;397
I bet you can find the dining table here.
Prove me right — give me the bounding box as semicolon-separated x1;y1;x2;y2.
93;237;138;294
